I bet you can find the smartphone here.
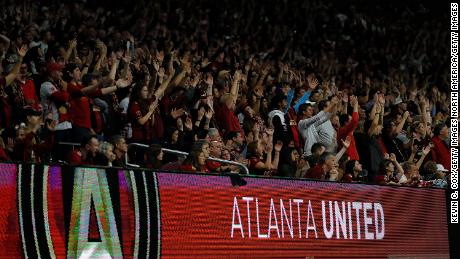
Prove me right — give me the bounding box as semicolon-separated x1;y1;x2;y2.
126;41;131;50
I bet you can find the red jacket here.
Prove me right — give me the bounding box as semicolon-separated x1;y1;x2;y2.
337;112;359;160
68;82;102;129
431;136;450;170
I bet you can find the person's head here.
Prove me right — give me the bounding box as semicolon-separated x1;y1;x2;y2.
82;135;99;156
339;113;352;128
379;159;394;176
321;153;337;172
131;82;149;102
412;121;427;137
209;140;223;157
41;30;52;42
171;129;180;143
270;93;288;111
433;122;448;139
384;120;398;136
311;143;326;156
298;103;314;118
247;139;264;157
111;135;128;155
331;114;340;129
345;160;362;175
24;105;43;126
192;140;210;159
423;161;437;177
47;62;64;83
99;142;115;162
15;124;27;140
436;164;449;178
189;150;207;168
207;128;222;142
243;105;255;118
225;131;244;146
221;148;231;161
63;63;81;82
290;148;300;162
146;144;164;168
402;161;417;176
310;90;321;102
317;99;330;112
19;63;28;79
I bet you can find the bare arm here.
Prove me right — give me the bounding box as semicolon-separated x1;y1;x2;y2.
5;45;28;86
0;33;11;51
63;39;77;62
335;137;351;162
154;68;175;99
395;111;409;135
390;153;404;179
230;70;242;104
93;41;107;72
108;59;119;80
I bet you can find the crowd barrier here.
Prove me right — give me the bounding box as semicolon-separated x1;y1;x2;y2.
0;162;451;258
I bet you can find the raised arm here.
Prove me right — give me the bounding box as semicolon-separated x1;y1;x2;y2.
335;136;351;162
93;40;107;73
230;70;242;105
390;153;404;179
5;45;28;86
395;111;409;135
154;65;175;99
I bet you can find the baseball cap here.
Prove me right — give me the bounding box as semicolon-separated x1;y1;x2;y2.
436;164;449;172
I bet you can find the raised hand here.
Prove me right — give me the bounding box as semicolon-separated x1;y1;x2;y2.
403;111;410;119
389;153;397;162
349;95;358;106
116;78;131;88
205;109;214;120
307;75;319;90
266;127;274;136
341;136;352;149
69;39;77;50
197;106;206;119
234;70;242;82
171;108;185;118
205;73;213;85
274;141;283;152
422;145;431;156
157;67;165;78
156;50;164;63
184;117;193;130
17;45;28;57
46;120;58;132
253;123;261;133
191;73;202;87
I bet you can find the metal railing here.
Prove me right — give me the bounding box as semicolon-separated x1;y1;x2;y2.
126;143;250;175
57;141;250;174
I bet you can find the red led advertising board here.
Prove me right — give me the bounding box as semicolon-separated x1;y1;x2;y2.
0;163;452;258
157;173;450;258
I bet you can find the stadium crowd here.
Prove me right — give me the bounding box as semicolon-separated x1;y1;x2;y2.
0;0;451;187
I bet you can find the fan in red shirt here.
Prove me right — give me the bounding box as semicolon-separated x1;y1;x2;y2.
179;150;210;173
216;70;244;137
431;122;450;171
64;63;130;142
337;95;360;160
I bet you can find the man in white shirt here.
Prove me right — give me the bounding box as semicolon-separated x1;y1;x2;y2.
298;96;338;156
